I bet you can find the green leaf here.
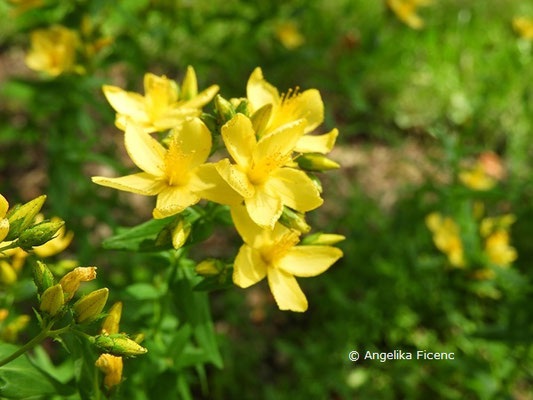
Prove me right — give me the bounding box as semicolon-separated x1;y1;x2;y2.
126;283;163;300
171;266;223;368
194;267;234;292
0;343;72;398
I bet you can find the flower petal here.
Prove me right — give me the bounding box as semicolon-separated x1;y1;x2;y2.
246;67;280;112
215;159;255;198
102;85;149;122
253;119;305;165
168;118;212;170
233;244;267;288
245;188;283;229
294;128;338;154
144;73;179;109
0;194;8;218
272;89;324;134
267;168;323;212
0;219;9;243
179;85;220;109
267;267;307;312
221;114;257;168
92;173;166;195
153;107;200;131
277;245;342;277
124;123;166;176
153;186;200;219
189;164;242;206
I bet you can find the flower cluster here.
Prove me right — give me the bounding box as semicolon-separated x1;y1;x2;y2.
92;67;344;312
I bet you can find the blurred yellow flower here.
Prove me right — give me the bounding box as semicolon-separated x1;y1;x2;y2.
247;67;338;153
25;25;78;76
459;165;496;191
485;230;517;267
231;205;342;312
92;120;241;218
275;22;305;50
0;260;17;285
0;194;9;243
387;0;432;30
95;354;123;389
513;17;533;39
102;68;219;133
33;217;74;257
425;212;465;267
0;315;30;343
216;114;323;228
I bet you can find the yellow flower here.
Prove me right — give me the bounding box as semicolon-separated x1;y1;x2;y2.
216;114;323;228
59;266;97;301
513;17;533;40
25;25;78;76
1;247;28;272
101;302;122;335
0;261;17;285
102;68;219;133
246;67;338;153
32;217;74;257
95;354;123;388
231;205;342;312
0;194;9;243
459;165;496;191
92;119;241;218
387;0;432;30
485;230;517;267
425;213;465;268
275;22;305;50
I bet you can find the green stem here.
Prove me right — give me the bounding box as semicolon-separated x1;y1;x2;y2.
0;242;19;254
0;323;53;367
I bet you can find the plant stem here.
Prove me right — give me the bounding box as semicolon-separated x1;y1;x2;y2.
0;323;52;367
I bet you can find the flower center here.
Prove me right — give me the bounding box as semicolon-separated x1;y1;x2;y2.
261;231;300;265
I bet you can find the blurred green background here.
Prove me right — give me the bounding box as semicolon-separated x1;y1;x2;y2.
2;0;533;398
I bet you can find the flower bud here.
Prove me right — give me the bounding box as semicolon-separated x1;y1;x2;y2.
94;333;148;357
101;302;122;335
17;220;65;250
180;65;198;100
215;95;235;123
0;261;17;285
0;308;8;322
74;288;109;323
251;103;272;137
59;266;97;301
279;207;311;233
133;333;145;344
95;353;123;388
195;259;222;276
296;153;340;172
234;98;249;116
0;194;9;242
301;233;346;246
33;261;55;293
172;219;191;250
5;195;46;241
40;284;64;316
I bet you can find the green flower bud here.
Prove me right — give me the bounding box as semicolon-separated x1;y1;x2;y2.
279;207;311;234
251;103;272;137
94;333;148;357
17;220;64;251
180;65;198;100
215;95;235;123
40;284;64;316
234;98;249;116
5;195;46;241
172;219;191;250
74;288;109;323
296;153;340;172
33;261;55;293
301;233;346;246
307;173;323;193
195;259;222;276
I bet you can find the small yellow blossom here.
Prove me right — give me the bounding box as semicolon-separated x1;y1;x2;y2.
101;302;122;335
513;17;533;40
275;22;305;50
74;288;109;323
0;194;9;243
40;284;64;316
246;67;338;153
216;114;323;228
0;260;17;285
425;212;465;268
231;205;342;312
485;230;517;267
92;119;241;218
95;354;123;389
102;68;219;133
25;25;78;76
387;0;432;30
33;216;74;257
0;309;8;322
459;165;496;191
59;266;97;301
